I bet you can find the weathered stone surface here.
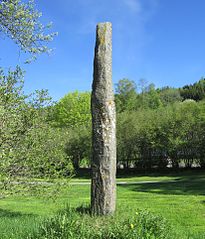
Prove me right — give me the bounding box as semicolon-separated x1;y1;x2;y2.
91;22;116;215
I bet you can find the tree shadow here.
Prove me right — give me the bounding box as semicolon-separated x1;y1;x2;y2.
116;168;205;179
119;176;205;196
75;168;205;179
0;208;34;218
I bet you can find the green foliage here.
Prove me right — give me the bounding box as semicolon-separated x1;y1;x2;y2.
50;91;91;170
28;207;172;239
117;111;140;168
158;87;182;105
115;78;137;112
51;91;91;128
117;100;205;169
0;67;73;185
115;79;163;112
0;0;56;62
137;83;162;110
180;78;205;101
144;83;163;109
65;126;91;170
126;209;172;239
117;109;168;169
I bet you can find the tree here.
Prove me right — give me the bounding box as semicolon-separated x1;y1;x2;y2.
51;91;91;128
0;67;73;185
115;78;137;112
0;0;56;62
196;101;205;168
0;1;67;197
180;78;205;101
144;83;162;109
117;112;137;168
158;87;182;105
65;126;91;170
50;91;92;170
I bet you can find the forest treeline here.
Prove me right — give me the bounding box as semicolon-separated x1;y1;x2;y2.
52;77;205;170
115;78;205;169
1;69;205;181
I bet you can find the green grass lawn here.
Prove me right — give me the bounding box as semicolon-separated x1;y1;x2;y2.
0;171;205;238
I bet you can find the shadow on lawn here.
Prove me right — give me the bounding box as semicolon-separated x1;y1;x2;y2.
116;168;205;178
75;168;205;179
75;204;91;215
0;208;34;218
119;176;205;196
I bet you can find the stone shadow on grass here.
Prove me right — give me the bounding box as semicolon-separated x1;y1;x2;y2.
75;204;91;215
118;176;205;196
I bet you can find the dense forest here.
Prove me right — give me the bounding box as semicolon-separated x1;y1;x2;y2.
1;68;205;182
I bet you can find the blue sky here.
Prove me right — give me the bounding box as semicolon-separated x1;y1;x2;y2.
1;0;205;101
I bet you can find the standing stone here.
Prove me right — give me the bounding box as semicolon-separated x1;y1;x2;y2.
91;22;116;215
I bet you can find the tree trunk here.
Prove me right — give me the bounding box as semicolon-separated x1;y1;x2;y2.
91;22;116;215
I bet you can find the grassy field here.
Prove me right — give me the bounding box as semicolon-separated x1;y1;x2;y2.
0;171;205;238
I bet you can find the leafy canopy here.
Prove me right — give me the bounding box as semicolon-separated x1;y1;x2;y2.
52;91;91;128
0;0;56;62
0;67;73;181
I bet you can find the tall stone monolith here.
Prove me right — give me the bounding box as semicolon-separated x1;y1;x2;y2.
91;22;116;215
